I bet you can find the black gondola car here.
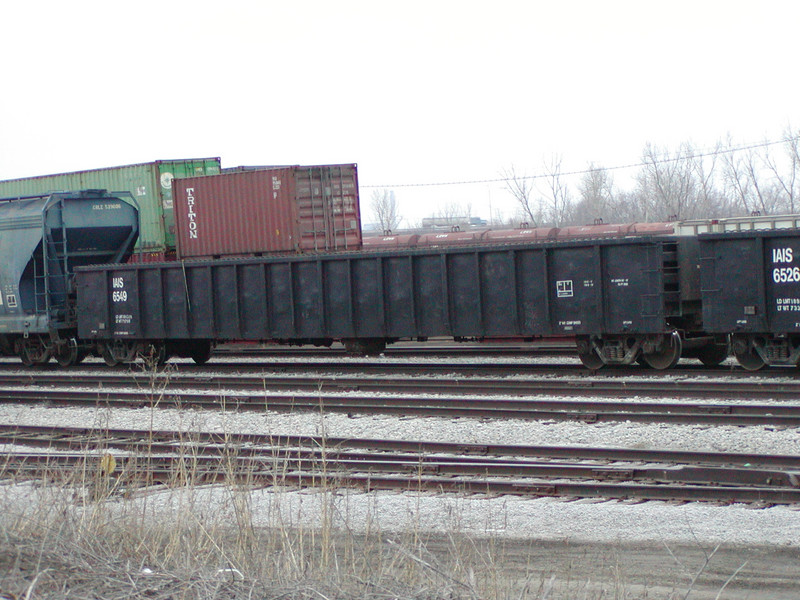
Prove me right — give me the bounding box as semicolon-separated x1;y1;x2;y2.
700;228;800;370
75;235;716;369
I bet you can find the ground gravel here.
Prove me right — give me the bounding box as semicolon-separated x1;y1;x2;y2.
1;353;799;548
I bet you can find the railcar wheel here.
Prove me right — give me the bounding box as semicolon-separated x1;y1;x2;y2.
99;340;138;367
576;337;604;370
17;339;51;367
54;339;79;368
577;348;604;369
100;343;120;367
189;341;212;365
731;335;765;371
733;346;765;370
140;343;169;367
735;349;765;371
696;342;729;367
18;350;34;368
641;332;682;370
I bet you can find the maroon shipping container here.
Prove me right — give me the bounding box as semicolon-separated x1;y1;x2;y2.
173;164;362;258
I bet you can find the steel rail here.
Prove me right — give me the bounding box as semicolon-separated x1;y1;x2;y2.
0;385;799;425
0;387;799;425
0;358;790;379
1;371;800;399
4;424;800;470
2;446;799;505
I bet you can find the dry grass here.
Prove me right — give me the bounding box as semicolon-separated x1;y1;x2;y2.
0;409;656;600
0;440;753;600
0;480;558;600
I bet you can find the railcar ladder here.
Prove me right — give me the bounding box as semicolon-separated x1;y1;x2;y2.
639;242;679;320
32;219;69;320
32;249;47;315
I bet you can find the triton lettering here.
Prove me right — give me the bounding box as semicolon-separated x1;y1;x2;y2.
185;187;198;239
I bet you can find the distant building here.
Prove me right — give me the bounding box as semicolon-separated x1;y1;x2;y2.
421;216;487;229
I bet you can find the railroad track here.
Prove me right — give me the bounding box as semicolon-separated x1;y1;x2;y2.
0;356;790;379
1;424;798;505
0;354;800;381
1;363;797;505
2;369;800;399
0;385;799;426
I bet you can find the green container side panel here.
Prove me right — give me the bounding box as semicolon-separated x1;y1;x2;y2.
0;158;221;254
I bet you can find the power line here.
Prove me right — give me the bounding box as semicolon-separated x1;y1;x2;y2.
362;136;800;189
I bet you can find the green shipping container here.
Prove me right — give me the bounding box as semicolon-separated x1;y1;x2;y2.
0;159;221;257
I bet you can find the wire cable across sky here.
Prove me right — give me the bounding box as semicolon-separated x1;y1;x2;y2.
362;135;800;189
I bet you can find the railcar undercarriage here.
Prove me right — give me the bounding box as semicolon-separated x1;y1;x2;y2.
731;334;800;371
576;332;729;370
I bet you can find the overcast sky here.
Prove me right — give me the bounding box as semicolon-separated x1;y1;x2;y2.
1;1;798;225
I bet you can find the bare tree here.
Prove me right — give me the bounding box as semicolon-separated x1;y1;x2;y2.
636;142;724;220
541;155;573;226
611;189;649;223
497;134;800;228
637;143;688;220
721;143;782;215
369;188;401;232
764;129;800;213
722;144;755;214
434;200;472;221
689;140;730;217
501;165;541;226
489;208;517;228
574;163;614;224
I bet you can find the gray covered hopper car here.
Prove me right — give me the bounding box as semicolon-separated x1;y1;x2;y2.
0;190;139;365
75;234;719;369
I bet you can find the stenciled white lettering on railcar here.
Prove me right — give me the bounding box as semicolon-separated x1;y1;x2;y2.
558;320;582;332
776;298;800;312
185;187;198;239
771;247;800;316
111;276;128;303
773;267;800;283
772;246;798;282
773;247;794;263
